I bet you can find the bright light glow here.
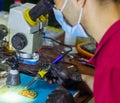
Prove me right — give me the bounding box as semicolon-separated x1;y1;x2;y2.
0;86;33;103
1;92;23;102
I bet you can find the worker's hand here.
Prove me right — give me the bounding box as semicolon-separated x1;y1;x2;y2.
46;86;75;103
39;63;82;89
81;74;94;92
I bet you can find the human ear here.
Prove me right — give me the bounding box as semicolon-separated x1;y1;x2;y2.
77;0;86;7
54;0;64;9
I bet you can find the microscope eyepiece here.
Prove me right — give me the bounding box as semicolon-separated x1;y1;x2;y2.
29;0;54;21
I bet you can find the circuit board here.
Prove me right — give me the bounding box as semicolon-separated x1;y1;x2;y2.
19;89;37;99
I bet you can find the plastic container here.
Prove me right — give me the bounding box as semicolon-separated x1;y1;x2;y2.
64;32;76;46
64;32;78;54
10;0;22;8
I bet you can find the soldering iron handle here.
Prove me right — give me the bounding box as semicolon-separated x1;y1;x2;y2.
29;0;54;21
52;51;70;64
52;55;63;64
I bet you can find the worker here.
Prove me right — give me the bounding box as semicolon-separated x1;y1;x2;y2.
45;0;120;103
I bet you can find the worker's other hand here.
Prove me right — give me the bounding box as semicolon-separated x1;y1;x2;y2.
46;86;75;103
40;63;82;89
81;74;94;92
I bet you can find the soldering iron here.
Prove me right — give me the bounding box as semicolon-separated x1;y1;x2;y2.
24;46;72;89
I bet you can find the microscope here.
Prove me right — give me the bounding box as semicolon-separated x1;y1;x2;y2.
0;0;54;65
0;0;54;87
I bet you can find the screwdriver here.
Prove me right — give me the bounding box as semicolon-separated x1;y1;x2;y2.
24;70;48;90
24;75;39;90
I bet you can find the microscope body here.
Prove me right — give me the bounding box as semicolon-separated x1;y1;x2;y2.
8;3;43;54
0;0;53;64
0;3;49;61
0;1;53;86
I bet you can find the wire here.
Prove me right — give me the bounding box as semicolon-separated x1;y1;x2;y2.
43;36;72;52
42;36;73;64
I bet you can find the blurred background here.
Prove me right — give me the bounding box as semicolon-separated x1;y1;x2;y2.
0;0;39;11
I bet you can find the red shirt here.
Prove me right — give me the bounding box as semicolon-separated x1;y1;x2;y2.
89;20;120;103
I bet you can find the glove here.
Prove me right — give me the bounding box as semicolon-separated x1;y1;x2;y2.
46;86;75;103
39;63;82;89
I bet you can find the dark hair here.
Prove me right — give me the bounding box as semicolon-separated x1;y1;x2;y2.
115;0;120;2
101;0;120;2
100;0;120;4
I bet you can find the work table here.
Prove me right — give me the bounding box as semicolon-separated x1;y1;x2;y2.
19;45;94;103
0;37;94;103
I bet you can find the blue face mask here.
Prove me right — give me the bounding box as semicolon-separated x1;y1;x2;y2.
53;0;88;38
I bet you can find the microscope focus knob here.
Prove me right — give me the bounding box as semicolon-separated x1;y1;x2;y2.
11;33;27;50
0;24;8;40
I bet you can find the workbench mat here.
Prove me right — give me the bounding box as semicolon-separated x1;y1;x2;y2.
21;73;76;103
0;73;76;103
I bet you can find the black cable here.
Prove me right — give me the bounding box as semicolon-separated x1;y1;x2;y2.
42;36;73;64
43;36;72;53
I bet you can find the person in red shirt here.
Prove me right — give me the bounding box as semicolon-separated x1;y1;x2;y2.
45;0;120;103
